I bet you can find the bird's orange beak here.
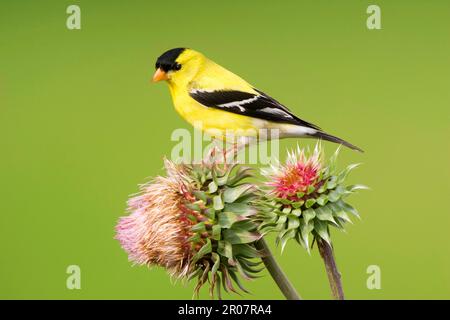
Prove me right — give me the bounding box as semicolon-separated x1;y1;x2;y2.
152;68;168;82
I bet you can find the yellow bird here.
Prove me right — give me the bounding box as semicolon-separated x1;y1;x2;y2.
152;48;362;152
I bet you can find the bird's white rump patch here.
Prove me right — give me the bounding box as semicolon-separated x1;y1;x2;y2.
260;107;293;118
276;124;317;138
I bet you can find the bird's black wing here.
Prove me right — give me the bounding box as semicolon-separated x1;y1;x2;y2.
189;88;321;130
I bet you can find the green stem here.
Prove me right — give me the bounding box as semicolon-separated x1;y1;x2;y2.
317;238;344;300
255;237;302;300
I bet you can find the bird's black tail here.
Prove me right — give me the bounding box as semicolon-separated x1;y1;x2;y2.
310;131;363;152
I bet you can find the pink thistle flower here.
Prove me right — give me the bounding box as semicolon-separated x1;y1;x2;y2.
263;144;323;201
115;160;194;278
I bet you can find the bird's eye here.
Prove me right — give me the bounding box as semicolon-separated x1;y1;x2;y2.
173;63;182;71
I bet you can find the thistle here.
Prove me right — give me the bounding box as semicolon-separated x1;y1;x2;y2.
258;143;367;299
116;151;264;299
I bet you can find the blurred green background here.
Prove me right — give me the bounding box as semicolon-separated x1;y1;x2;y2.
1;0;449;299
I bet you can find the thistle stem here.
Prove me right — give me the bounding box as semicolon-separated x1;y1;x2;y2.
255;237;301;300
317;238;344;300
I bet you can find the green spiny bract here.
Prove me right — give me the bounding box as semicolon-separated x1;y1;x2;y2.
181;159;263;299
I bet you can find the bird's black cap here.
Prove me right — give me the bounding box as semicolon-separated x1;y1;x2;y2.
155;48;186;72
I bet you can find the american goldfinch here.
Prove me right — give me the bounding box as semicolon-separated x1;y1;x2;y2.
152;48;362;152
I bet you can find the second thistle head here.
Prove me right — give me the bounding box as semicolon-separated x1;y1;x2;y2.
259;144;367;252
